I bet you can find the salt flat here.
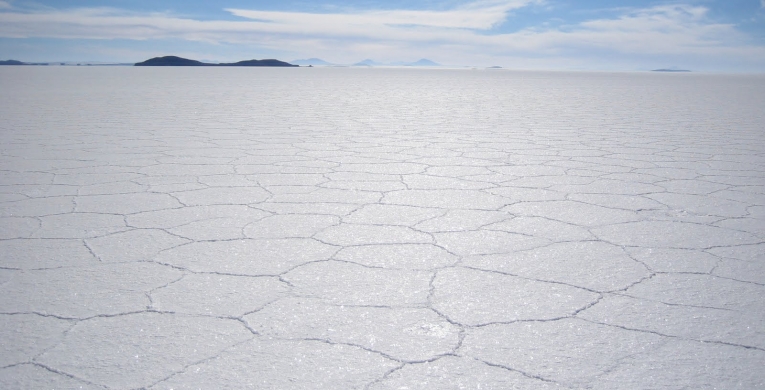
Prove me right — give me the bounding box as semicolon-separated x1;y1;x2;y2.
1;67;764;389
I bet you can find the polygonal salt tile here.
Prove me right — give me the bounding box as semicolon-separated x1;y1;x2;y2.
343;204;443;226
552;179;664;196
579;294;765;349
151;274;289;316
412;209;511;233
35;313;252;389
567;193;664;211
487;187;567;202
324;171;402;182
0;262;182;318
624;273;765;310
254;202;360;216
484;216;594;242
0;364;102;390
0;171;54;185
247;173;328;186
460;319;664;387
314;224;432;246
413;157;495;167
491;165;567;177
196;174;259;187
172;187;270;206
503;200;639;227
647;193;750;218
506;175;594;188
85;229;189;263
589;339;765;389
707;244;765;284
425;166;492;177
321;180;407;191
714;217;765;237
0;239;98;269
76;181;148;195
267;188;381;204
334;244;458;270
260;185;320;194
153;239;337;275
284;261;431;306
139;164;234;176
245;298;460;362
624;247;718;273
432;267;599;326
655;179;730;195
53;173;142;186
243;214;339;238
333;162;427;174
150;338;398;389
383;189;509;210
127;205;271;237
0;217;39;239
0;197;75;217
434;230;549;256
0;314;73;366
74;193;183;214
402;174;494;190
368;355;563;390
591;220;760;249
633;167;699;180
462;241;650;292
32;213;129;239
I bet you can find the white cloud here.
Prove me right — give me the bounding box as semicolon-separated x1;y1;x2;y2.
0;1;763;70
0;1;12;10
761;0;765;9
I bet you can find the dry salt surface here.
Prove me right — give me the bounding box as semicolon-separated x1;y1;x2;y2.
1;66;764;389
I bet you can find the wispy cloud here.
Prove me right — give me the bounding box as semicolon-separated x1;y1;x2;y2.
0;1;12;10
0;1;763;69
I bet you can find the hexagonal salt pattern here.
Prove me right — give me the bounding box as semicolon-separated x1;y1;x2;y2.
1;67;763;388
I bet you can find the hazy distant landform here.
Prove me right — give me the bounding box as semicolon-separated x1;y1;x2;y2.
652;68;691;72
0;59;48;65
134;56;298;67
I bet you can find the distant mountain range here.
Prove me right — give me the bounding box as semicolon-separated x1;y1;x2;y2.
134;56;298;67
651;68;691;72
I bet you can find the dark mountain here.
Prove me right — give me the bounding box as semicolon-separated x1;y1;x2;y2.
135;56;298;67
0;60;26;65
135;56;209;66
222;59;297;67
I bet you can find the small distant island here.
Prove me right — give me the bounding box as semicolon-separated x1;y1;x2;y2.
0;59;25;65
0;59;48;66
134;56;298;67
651;69;691;72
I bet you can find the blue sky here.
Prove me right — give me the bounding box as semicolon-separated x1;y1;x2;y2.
1;0;764;71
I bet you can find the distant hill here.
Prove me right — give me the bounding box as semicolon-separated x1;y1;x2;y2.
353;59;381;66
651;68;690;72
220;59;298;67
135;56;298;67
408;59;440;67
135;56;209;66
291;58;333;66
0;59;25;65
